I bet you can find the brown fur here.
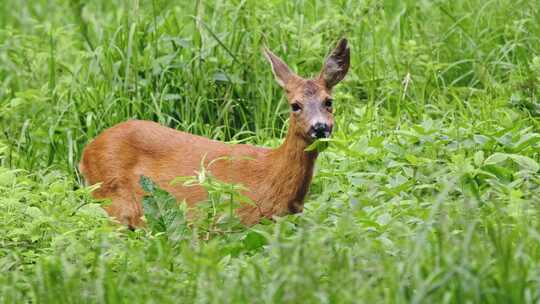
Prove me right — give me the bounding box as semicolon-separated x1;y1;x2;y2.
79;38;350;228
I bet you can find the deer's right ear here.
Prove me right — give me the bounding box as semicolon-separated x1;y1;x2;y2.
263;48;295;88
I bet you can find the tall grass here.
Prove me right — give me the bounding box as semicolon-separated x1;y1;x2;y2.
1;0;540;302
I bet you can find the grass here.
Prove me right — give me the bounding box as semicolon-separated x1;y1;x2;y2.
1;0;540;302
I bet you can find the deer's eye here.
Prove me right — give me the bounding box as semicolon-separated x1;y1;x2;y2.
324;99;333;109
291;103;302;113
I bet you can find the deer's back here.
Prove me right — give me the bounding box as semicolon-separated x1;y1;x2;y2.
79;120;269;204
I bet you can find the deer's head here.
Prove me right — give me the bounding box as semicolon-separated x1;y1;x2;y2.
264;38;350;142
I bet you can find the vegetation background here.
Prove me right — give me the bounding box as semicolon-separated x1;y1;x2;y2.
1;0;540;302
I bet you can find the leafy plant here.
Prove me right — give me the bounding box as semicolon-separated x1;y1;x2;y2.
140;175;189;242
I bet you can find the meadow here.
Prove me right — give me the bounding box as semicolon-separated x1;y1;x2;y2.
1;0;540;302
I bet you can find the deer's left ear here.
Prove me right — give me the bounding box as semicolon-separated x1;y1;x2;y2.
319;38;350;89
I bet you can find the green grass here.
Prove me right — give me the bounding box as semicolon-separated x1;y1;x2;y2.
1;0;540;302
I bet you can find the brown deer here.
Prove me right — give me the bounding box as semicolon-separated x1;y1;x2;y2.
79;38;350;228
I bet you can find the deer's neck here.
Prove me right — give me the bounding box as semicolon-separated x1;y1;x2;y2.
264;127;318;213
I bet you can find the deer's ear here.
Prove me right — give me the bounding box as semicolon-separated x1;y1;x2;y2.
263;48;295;88
319;38;350;89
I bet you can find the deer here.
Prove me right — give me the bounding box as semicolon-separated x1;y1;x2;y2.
79;38;350;229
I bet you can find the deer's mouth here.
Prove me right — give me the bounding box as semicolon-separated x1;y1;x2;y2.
308;123;332;140
309;131;331;140
309;129;331;140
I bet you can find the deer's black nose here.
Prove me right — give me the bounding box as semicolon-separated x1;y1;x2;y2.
309;123;331;139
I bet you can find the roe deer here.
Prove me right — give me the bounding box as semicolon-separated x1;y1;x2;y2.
79;38;350;228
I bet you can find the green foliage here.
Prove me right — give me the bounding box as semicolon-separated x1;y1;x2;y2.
1;0;540;303
305;138;330;152
140;175;189;241
169;156;255;237
141;167;255;243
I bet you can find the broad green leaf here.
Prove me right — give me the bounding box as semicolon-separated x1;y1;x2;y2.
140;175;188;239
473;151;484;167
78;203;109;217
509;154;540;172
24;206;43;219
243;230;267;251
484;153;508;165
305;139;330;152
0;170;15;186
140;175;156;193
